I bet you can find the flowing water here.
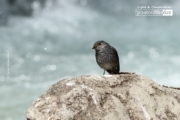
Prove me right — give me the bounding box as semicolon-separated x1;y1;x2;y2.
0;0;180;119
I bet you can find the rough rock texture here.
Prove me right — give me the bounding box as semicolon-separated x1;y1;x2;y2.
26;74;180;120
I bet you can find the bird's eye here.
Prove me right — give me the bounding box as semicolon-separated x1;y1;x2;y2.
98;43;101;45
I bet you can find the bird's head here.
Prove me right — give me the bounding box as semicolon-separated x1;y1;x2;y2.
92;40;108;51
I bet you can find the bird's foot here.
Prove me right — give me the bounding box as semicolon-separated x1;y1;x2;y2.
118;72;135;74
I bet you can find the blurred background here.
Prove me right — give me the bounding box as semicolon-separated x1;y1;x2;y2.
0;0;180;119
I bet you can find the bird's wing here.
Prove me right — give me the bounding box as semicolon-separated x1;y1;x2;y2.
110;46;119;61
110;46;120;70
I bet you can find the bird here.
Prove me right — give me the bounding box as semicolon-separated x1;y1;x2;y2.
92;40;120;75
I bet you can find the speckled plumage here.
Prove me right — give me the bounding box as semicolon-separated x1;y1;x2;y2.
92;40;120;75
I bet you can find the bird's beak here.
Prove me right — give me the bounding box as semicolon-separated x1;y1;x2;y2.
92;46;95;49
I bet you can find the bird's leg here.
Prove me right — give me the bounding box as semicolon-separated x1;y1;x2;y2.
103;70;105;75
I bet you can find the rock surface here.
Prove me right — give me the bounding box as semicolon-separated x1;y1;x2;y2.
26;74;180;120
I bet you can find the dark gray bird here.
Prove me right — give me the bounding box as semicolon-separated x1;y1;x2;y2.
92;40;120;75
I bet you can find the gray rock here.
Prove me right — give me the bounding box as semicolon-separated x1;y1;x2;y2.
26;74;180;120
